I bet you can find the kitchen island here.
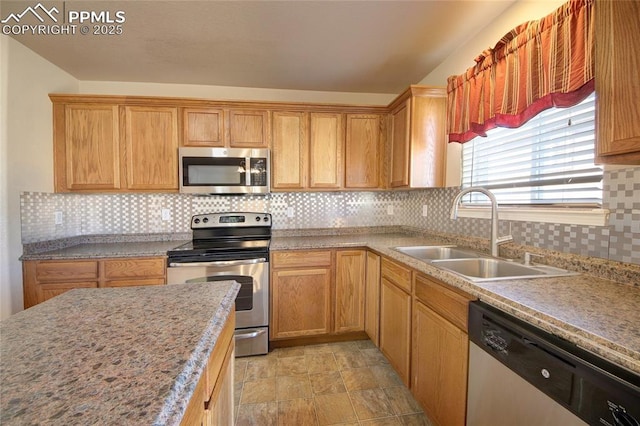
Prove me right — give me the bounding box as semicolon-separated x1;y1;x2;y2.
0;281;239;425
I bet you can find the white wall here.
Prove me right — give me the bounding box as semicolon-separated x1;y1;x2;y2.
0;35;79;319
420;0;566;187
79;81;395;106
419;0;566;87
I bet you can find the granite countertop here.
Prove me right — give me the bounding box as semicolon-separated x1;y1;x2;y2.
272;231;640;375
0;281;239;425
18;229;640;375
20;237;190;261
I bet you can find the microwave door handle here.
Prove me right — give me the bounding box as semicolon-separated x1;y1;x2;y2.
169;258;267;268
246;157;251;185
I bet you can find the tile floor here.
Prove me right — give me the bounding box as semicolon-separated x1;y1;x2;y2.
234;340;433;425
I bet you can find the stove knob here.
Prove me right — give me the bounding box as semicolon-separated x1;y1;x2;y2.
255;216;261;222
263;216;269;222
194;218;200;224
203;217;209;223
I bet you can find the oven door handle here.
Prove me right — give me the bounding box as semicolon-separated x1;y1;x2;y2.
168;258;267;268
235;329;267;340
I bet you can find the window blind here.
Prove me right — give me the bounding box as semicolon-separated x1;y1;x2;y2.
461;92;602;206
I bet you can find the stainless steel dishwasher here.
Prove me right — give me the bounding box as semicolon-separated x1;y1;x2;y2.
467;301;640;426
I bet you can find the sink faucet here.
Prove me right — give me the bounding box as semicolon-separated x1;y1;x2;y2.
450;187;513;257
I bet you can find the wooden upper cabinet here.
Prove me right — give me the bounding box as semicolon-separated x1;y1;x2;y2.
228;109;270;148
54;103;121;192
271;111;308;190
388;86;447;188
595;0;640;164
309;113;344;189
345;114;383;188
123;106;179;190
182;108;224;147
389;101;410;188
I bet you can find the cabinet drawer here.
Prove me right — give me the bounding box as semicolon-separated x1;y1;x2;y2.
103;258;166;279
381;258;411;293
272;250;332;268
35;261;99;281
414;273;474;332
102;279;165;288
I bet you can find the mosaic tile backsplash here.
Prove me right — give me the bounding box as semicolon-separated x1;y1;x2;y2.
21;166;639;264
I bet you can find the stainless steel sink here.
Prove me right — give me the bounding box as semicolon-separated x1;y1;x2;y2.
430;258;578;282
394;246;489;261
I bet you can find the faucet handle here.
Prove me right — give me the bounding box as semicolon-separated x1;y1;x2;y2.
523;252;544;266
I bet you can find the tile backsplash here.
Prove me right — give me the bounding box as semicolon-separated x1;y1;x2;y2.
21;166;639;265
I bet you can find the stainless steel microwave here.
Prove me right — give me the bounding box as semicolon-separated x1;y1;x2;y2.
179;147;270;194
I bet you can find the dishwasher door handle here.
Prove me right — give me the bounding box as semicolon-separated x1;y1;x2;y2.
169;258;267;268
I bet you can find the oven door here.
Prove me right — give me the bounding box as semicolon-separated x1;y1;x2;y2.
167;258;269;356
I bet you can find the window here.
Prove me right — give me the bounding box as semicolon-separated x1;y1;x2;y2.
461;92;602;206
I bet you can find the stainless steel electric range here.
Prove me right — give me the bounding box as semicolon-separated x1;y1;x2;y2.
167;212;271;357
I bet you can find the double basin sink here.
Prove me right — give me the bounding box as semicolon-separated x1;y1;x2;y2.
394;245;578;282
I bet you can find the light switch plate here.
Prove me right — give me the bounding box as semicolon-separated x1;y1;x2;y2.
422;205;429;217
54;211;63;225
286;206;295;218
387;205;394;215
161;208;171;221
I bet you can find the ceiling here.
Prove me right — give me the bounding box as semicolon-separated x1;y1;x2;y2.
2;0;516;94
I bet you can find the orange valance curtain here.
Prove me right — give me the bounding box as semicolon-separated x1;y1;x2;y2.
446;0;594;143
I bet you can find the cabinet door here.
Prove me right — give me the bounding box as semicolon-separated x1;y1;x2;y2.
595;0;640;164
345;114;382;188
412;301;468;426
271;112;308;189
309;113;344;189
335;250;366;333
182;108;225;147
124;106;179;190
103;257;166;280
207;341;235;425
228;109;270;148
410;95;447;188
379;277;411;386
364;251;381;346
59;104;120;191
389;100;410;188
271;267;332;339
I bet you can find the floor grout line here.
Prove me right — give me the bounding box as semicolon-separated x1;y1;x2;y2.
235;340;431;425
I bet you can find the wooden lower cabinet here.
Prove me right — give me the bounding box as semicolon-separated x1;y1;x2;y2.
271;267;333;339
205;342;234;425
271;249;368;341
412;301;468;426
364;251;381;346
379;276;412;386
182;312;235;426
412;273;475;426
379;258;412;386
22;257;166;308
271;250;333;339
334;250;366;333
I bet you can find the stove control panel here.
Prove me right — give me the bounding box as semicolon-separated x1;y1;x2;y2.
191;212;271;229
